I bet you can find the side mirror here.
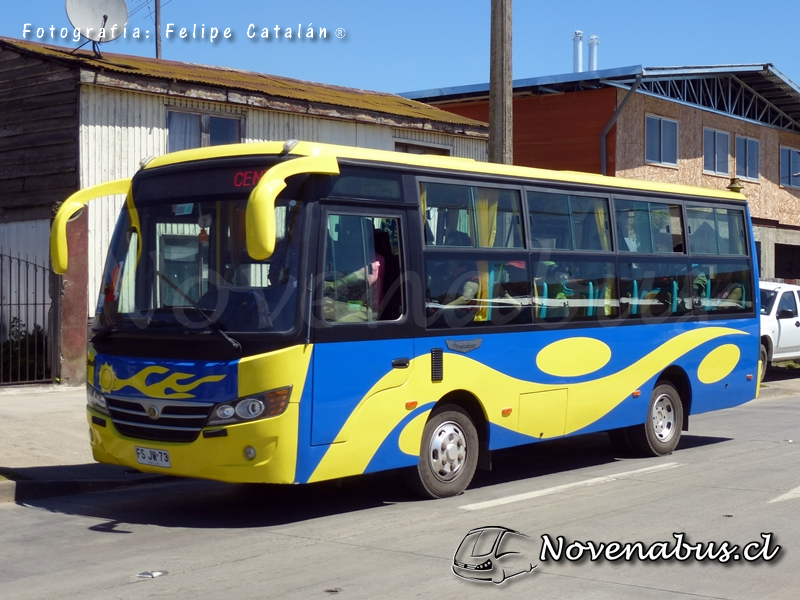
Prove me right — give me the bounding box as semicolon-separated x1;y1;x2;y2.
778;308;796;320
50;179;132;274
246;155;339;260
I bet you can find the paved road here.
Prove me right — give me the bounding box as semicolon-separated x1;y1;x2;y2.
1;369;800;598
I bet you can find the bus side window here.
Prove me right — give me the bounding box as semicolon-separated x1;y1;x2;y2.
534;257;619;322
615;199;685;255
424;256;531;328
693;262;752;313
323;214;404;324
620;261;690;319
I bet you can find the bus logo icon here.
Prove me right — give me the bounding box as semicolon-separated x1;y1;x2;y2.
147;405;161;420
452;526;537;584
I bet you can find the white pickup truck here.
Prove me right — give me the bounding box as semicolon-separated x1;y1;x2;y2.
760;280;800;381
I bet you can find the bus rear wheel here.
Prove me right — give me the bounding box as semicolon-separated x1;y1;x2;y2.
409;405;478;499
629;383;683;457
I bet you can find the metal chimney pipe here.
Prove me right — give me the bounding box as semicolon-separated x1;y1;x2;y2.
572;30;584;73
588;35;599;71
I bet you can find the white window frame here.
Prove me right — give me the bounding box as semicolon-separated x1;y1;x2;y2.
735;135;760;181
645;115;679;167
780;146;800;189
394;141;451;156
167;108;244;153
703;128;730;176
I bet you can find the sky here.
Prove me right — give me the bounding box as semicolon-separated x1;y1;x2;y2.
2;1;799;96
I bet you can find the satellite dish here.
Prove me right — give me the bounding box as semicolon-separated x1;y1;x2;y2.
66;0;129;43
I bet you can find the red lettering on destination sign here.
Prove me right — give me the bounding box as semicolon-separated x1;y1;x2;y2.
233;169;269;188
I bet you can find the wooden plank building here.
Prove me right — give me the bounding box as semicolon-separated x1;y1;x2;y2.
0;37;488;384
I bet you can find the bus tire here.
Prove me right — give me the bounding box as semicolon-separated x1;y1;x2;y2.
759;343;769;384
410;405;478;499
629;382;683;457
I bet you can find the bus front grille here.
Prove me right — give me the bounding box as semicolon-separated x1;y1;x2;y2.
106;397;213;443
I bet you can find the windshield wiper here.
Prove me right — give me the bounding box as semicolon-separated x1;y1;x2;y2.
91;318;122;342
155;270;242;356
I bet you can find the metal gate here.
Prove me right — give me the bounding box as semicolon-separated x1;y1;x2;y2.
0;253;56;385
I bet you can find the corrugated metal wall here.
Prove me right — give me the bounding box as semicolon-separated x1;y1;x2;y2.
80;86;487;313
0;221;51;265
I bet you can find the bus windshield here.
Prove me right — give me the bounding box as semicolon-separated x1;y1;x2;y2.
96;194;303;337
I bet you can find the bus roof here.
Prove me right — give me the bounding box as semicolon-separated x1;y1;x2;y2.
143;140;747;202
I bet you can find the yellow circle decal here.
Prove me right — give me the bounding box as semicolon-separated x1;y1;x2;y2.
536;337;611;377
98;363;117;393
698;344;740;384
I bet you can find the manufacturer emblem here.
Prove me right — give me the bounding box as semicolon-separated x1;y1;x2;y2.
147;405;161;420
446;339;483;354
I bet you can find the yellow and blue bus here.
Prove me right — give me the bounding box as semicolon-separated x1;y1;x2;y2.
51;140;760;498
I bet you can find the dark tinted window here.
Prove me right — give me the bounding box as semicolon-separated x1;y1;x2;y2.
615;199;684;254
425;255;531;328
691;262;753;314
527;191;611;251
778;291;798;318
533;256;618;322
329;169;403;200
422;182;523;248
323;214;404;323
687;207;747;255
619;260;691;319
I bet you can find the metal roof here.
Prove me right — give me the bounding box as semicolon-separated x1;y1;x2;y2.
403;63;800;132
0;37;487;132
402;65;645;102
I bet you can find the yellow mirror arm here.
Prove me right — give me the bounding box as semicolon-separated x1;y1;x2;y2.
50;178;132;274
246;155;339;260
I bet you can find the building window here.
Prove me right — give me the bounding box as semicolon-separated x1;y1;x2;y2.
703;128;729;175
167;110;242;153
645;115;678;166
736;136;760;181
780;146;800;188
395;142;450;156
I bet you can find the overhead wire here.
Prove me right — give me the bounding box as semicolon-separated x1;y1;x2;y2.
128;0;177;21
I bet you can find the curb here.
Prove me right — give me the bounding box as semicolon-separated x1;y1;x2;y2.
758;385;797;400
0;475;171;504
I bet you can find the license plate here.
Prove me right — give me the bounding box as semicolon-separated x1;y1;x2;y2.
135;446;171;468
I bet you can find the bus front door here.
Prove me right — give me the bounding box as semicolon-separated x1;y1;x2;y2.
311;208;414;447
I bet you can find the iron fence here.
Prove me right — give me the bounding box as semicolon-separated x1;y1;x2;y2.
0;253;55;385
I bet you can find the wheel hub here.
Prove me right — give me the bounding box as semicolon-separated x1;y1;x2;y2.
651;393;676;442
429;421;467;482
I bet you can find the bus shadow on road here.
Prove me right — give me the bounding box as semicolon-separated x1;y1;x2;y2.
676;434;733;450
469;431;730;490
16;433;732;530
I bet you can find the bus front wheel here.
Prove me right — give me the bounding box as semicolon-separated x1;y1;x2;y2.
410;405;478;499
629;383;683;457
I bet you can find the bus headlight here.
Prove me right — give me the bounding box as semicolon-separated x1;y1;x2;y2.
216;405;235;419
86;385;108;415
236;398;265;419
207;386;292;426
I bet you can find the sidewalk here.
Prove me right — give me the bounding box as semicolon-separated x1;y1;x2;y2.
0;385;167;503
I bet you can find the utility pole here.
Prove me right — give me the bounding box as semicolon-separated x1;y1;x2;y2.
489;0;513;165
155;0;162;59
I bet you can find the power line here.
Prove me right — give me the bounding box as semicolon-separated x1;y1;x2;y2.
128;0;176;21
